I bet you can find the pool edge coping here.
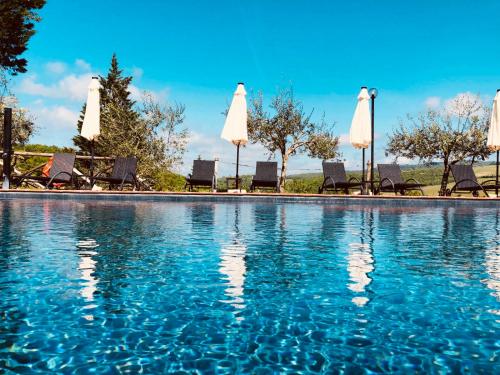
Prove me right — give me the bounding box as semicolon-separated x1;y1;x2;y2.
1;189;500;207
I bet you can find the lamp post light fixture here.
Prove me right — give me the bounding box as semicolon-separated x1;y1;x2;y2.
368;88;378;194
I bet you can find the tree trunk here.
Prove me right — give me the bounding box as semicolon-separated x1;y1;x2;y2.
279;154;288;193
439;161;450;196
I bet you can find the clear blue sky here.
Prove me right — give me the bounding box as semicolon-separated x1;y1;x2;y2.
10;0;500;175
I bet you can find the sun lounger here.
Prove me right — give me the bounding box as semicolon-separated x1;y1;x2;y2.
185;160;216;191
13;153;77;189
318;162;362;194
377;164;424;195
250;161;279;192
93;156;138;190
447;164;498;197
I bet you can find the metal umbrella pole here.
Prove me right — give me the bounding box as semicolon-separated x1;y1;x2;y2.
235;142;240;190
89;140;95;188
496;150;499;197
362;148;366;194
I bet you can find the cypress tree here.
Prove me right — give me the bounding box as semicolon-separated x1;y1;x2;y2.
73;54;188;186
73;53;140;156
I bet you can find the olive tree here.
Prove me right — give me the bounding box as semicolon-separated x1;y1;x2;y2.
0;94;36;146
386;93;490;196
248;87;339;192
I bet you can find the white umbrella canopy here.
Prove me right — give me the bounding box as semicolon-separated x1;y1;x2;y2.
350;87;372;194
81;77;101;141
221;83;248;190
487;90;500;195
349;87;371;149
487;90;500;151
221;83;248;145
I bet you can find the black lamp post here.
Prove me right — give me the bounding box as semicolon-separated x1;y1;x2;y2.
2;107;12;190
495;88;500;197
369;88;378;194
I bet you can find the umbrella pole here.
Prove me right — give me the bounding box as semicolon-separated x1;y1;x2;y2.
362;148;365;195
90;140;95;188
496;150;499;197
236;142;240;191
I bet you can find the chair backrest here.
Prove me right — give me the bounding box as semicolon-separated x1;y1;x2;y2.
50;153;76;182
450;164;478;189
192;160;216;182
378;164;404;187
111;157;137;182
254;161;278;181
322;162;347;183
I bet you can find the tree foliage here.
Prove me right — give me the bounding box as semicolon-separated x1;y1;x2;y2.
0;0;46;75
73;54;188;186
248;87;339;191
0;96;36;146
386;93;491;195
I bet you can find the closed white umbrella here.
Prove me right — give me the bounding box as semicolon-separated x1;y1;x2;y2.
81;77;100;186
487;89;500;195
221;83;248;190
350;87;371;193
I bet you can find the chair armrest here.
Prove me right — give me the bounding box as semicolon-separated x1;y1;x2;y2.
379;177;395;190
404;178;423;186
47;171;73;187
324;176;336;190
455;178;481;187
348;176;361;184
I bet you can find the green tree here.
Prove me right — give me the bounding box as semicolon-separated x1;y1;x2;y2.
386;93;491;196
73;54;188;186
0;0;46;75
248;87;339;192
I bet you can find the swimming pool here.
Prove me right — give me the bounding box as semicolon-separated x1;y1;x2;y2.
0;196;499;373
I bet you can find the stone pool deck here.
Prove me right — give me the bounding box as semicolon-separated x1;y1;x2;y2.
1;189;500;207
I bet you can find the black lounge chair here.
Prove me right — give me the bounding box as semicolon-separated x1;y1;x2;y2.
250;161;279;192
377;164;424;195
13;153;77;189
185;160;216;191
447;164;498;197
93;157;139;190
318;162;362;194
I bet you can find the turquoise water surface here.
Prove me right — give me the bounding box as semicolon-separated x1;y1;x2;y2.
0;198;499;373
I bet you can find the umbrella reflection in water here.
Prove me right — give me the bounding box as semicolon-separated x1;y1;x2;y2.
483;214;500;315
347;210;374;307
219;207;246;319
76;238;99;320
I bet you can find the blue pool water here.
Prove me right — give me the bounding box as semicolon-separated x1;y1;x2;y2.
0;198;499;373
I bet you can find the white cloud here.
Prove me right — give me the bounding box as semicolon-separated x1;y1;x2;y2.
339;133;350;146
17;73;93;102
128;84;143;102
45;61;67;75
425;96;441;108
34;105;79;130
75;59;91;72
131;67;143;80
